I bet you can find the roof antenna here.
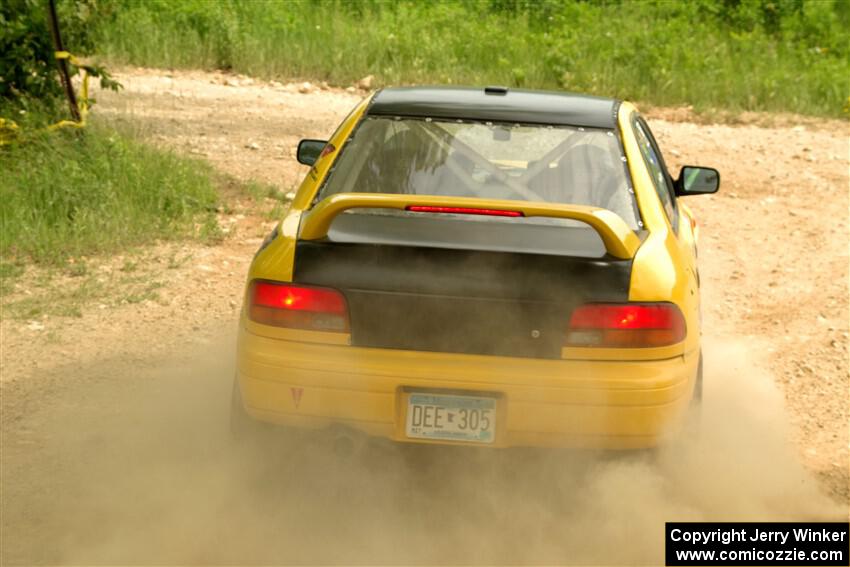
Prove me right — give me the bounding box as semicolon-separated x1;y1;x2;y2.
484;86;509;96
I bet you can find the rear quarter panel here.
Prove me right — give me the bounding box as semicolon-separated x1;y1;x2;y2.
618;103;701;356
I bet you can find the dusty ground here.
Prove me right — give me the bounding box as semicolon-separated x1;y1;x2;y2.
1;68;848;565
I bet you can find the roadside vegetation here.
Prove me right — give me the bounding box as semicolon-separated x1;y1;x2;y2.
0;0;226;320
94;0;850;118
1;2;221;267
0;119;224;319
0;123;220;265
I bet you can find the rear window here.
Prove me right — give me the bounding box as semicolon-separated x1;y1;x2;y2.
316;116;640;230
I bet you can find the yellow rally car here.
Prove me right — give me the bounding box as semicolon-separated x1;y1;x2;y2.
232;86;720;449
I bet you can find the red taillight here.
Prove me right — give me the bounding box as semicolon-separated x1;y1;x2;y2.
566;303;685;348
405;205;524;217
249;281;349;332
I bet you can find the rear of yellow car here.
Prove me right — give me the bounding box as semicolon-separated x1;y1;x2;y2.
234;87;710;449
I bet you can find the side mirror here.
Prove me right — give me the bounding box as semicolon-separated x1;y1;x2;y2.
674;166;720;196
296;139;329;166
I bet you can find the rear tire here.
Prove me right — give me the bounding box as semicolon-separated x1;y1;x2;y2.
656;352;703;452
693;351;704;404
685;352;704;435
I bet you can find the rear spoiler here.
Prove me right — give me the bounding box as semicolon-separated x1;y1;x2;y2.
299;193;641;260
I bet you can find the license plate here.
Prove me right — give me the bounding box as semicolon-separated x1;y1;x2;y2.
405;393;496;444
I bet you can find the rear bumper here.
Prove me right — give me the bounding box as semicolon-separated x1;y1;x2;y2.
236;327;699;449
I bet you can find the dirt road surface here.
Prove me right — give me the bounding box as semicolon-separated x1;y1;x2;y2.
2;68;847;565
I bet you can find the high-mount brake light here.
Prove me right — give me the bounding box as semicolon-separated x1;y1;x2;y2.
566;303;685;348
249;281;349;332
405;205;524;218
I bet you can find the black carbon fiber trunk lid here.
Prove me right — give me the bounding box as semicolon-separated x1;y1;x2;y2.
293;240;632;359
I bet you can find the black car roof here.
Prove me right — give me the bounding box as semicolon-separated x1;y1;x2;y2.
367;86;620;129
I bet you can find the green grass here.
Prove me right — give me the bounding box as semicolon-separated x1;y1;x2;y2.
92;0;850;118
3;275;104;319
0;120;220;265
1;265;168;320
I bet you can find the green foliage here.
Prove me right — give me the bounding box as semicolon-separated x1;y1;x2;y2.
0;0;61;108
93;0;849;117
1;0;120;123
0;121;220;264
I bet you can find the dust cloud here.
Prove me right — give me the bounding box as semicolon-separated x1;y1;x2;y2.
1;333;842;565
